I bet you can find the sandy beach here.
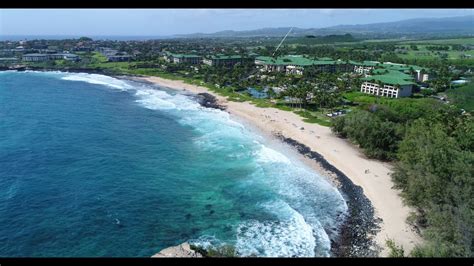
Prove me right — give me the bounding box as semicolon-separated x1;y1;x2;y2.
138;75;422;257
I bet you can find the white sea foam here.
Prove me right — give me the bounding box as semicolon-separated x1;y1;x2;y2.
61;73;133;90
255;145;291;164
235;200;323;257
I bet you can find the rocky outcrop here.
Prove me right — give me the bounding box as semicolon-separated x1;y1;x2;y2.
195;93;226;110
152;242;203;258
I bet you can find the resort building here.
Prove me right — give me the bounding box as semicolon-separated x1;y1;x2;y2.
22;53;80;62
173;54;202;64
97;47;132;62
360;70;416;98
0;57;19;64
379;62;430;82
203;55;254;67
163;52;202;64
255;55;350;75
48;54;67;60
414;69;430;83
22;54;50;62
107;55;132;62
353;61;380;75
63;54;80;61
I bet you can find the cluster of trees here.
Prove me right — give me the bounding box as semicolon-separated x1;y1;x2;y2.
426;45;451;51
279;72;358;110
332;99;473;256
286;34;357;45
201;63;256;89
451;44;470;51
332;109;402;160
393;111;473;257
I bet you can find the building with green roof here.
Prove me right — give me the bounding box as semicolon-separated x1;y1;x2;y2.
352;60;381;74
162;52;202;64
203;54;254;67
255;55;351;75
377;62;430;82
360;69;417;98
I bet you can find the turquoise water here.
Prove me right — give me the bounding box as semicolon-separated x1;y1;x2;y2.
0;71;347;257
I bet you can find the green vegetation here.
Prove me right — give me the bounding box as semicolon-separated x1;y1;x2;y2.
393;116;473;257
294;110;332;126
332;94;473;256
189;244;237;257
402;37;474;45
446;82;474;112
386;239;405;257
332;109;402;160
3;35;473;257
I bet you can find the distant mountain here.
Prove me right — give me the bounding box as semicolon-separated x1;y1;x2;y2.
172;15;474;39
174;27;308;38
325;15;474;36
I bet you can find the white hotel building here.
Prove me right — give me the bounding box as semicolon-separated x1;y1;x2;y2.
360;81;414;98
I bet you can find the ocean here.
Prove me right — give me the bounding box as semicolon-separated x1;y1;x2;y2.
0;71;348;257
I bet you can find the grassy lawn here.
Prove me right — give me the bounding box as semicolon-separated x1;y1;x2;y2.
294;110;332;126
342;91;382;104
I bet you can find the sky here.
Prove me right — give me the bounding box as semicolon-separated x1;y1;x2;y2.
0;9;472;36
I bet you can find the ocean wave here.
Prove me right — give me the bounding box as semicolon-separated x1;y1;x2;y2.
61;73;133;90
134;88;200;111
255;145;291;164
235;200;320;257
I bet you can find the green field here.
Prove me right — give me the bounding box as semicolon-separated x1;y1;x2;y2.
400;37;474;45
395;45;474;60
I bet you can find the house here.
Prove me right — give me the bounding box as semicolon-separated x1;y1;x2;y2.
97;47;120;58
360;70;416;98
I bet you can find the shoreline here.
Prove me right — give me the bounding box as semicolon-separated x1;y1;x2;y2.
138;77;380;257
274;134;381;257
135;75;423;257
6;69;422;256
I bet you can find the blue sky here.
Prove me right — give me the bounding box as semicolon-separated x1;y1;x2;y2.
0;9;472;36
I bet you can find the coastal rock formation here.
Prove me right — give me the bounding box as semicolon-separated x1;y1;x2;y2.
195;93;226;110
152;242;203;258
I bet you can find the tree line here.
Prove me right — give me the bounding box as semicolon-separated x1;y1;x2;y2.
332;99;473;257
